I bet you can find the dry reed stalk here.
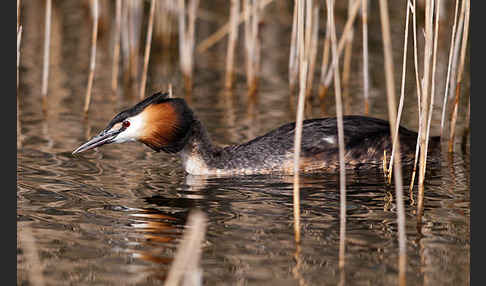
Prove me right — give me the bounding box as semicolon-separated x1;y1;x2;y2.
326;0;347;269
408;0;424;193
341;0;356;108
318;5;331;108
111;0;121;95
292;0;307;245
83;0;99;115
319;0;361;104
139;0;156;99
304;2;319;100
41;0;52;113
225;0;240;89
425;0;441;161
178;0;200;92
289;1;298;93
440;0;460;137
178;0;186;78
412;0;442;198
387;0;412;182
168;83;173;98
447;1;466;103
448;0;469;153
361;0;369;114
121;1;129;83
196;0;273;54
243;0;261;94
165;210;207;286
128;0;143;83
378;0;406;283
417;0;438;220
409;88;423;193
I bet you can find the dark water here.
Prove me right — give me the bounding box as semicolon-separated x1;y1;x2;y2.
18;1;470;285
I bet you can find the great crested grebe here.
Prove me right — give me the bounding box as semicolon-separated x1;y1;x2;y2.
73;92;440;175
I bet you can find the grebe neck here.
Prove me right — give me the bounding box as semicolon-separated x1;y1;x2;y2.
179;119;224;175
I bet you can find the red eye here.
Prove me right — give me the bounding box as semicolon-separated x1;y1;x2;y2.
122;121;130;128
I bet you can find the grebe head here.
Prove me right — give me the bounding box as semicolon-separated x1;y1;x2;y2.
72;92;195;155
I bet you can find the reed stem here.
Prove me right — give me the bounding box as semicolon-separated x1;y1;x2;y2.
289;1;298;93
320;0;361;98
111;0;121;95
83;0;99;115
425;0;441;161
326;0;347;270
179;0;200;92
196;0;273;54
225;0;240;89
292;0;307;245
361;0;369;114
317;5;331;106
378;0;406;283
244;0;261;94
417;0;435;239
408;0;423;193
440;0;460;138
41;0;52;112
139;0;156;99
448;0;469;153
341;0;356;110
305;2;319;100
387;0;412;182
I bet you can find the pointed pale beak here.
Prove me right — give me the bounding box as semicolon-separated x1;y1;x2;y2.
72;129;122;155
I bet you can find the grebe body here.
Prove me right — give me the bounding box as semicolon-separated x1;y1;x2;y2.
73;92;440;175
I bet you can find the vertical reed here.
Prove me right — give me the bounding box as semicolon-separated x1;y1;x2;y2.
327;0;347;269
155;1;175;48
289;1;299;93
196;0;272;54
425;0;441;163
361;0;369;114
304;2;319;100
440;0;460;138
408;0;424;193
448;0;469;153
416;0;435;227
244;0;261;95
387;0;412;182
319;0;361;107
127;0;143;84
318;5;331;109
178;0;200;92
83;0;99;115
139;0;156;99
292;0;307;244
41;0;52;112
111;0;121;95
341;0;356;109
225;0;240;89
165;210;207;286
378;0;406;283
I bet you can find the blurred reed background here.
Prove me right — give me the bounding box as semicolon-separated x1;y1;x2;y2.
17;0;470;285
